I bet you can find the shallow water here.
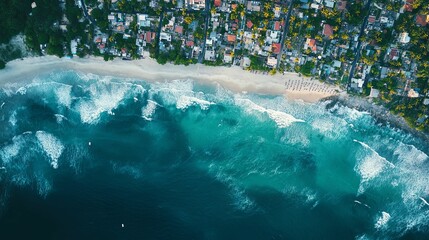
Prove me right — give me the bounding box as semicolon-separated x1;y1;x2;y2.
0;70;428;239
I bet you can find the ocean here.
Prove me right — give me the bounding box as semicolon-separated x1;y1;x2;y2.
0;70;428;239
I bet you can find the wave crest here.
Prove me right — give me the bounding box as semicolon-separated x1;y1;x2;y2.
35;131;64;169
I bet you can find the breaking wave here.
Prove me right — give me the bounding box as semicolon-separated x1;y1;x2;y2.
0;70;428;238
35;131;64;169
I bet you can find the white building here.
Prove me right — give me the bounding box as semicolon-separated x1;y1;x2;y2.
399;32;410;44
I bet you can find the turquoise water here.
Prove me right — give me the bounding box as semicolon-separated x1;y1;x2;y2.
0;70;428;239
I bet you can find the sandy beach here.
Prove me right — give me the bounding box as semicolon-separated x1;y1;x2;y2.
0;55;344;103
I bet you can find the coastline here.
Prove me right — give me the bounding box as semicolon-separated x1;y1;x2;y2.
0;55;343;103
326;95;429;141
1;55;428;140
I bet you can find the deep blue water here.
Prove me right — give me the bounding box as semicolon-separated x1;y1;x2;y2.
0;71;429;239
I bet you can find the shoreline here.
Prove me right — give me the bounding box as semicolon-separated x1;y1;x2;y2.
0;55;343;103
0;55;428;140
325;95;429;141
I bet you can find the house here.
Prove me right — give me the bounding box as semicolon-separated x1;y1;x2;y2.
336;1;347;11
223;48;233;63
333;60;341;68
160;32;171;42
304;38;317;52
416;15;429;26
274;21;281;31
388;48;399;61
272;43;281;54
246;20;253;29
175;25;184;35
274;6;281;18
310;3;321;9
205;49;216;61
145;32;156;43
408;89;419;98
186;40;194;47
267;57;277;67
137;14;151;27
351;78;364;91
324;0;335;8
323;24;334;38
368;15;376;24
187;0;205;10
241;57;251;69
399;32;410;44
226;34;236;43
369;88;380;98
403;0;414;12
247;1;261;12
214;0;221;7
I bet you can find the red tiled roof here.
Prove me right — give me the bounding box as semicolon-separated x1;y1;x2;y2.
272;43;281;54
404;0;414;12
306;38;317;52
175;25;183;34
274;21;281;31
145;32;154;43
186;40;194;47
323;24;333;37
368;15;376;23
416;15;428;26
246;20;253;29
227;34;236;42
214;0;221;7
309;39;316;51
404;4;413;12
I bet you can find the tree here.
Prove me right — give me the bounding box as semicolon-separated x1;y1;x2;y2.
300;61;315;76
0;60;6;69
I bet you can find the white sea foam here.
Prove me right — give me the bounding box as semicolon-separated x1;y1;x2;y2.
76;81;145;124
16;87;27;95
353;140;395;194
0;135;25;164
419;197;429;206
176;95;214;110
332;104;370;121
394;142;428;166
374;211;391;229
210;168;255;211
150;79;195;105
150;79;217;111
236;98;304;128
54;114;67;124
311;117;348;139
8;110;17;126
35;131;64;169
54;84;73;108
141;100;158;121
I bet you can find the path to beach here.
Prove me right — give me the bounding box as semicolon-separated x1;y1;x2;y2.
0;55;344;103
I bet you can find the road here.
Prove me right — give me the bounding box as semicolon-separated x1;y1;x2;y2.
277;0;294;69
347;0;373;89
198;1;211;63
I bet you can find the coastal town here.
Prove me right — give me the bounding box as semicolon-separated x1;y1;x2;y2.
0;0;429;132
